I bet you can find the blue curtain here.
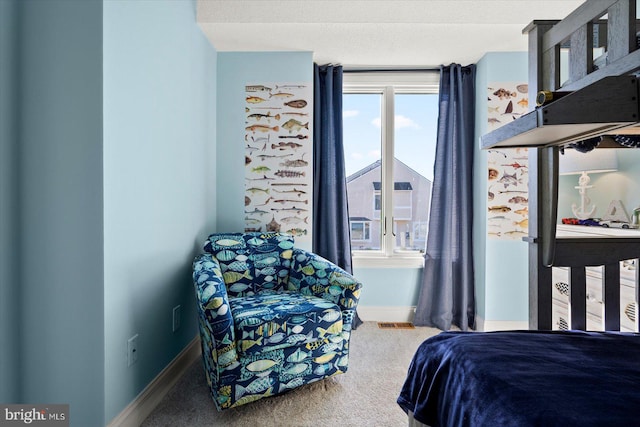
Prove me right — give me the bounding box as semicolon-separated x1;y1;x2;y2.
413;64;476;331
313;63;362;329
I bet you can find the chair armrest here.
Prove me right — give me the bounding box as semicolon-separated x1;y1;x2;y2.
192;253;238;370
288;249;362;330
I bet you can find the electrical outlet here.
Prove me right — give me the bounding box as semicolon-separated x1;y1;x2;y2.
127;334;138;367
172;305;181;332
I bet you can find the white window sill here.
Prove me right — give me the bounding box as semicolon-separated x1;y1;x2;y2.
352;253;425;269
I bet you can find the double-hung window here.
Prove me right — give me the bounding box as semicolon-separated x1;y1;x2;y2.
343;72;439;268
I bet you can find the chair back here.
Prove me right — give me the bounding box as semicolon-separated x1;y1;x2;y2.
203;232;295;297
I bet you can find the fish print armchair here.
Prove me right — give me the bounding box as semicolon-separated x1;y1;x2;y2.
192;232;362;410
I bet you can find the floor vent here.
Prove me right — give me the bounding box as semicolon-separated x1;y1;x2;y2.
377;322;415;329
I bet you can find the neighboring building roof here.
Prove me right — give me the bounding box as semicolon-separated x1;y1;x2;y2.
349;216;371;221
346;158;431;184
347;159;381;183
372;182;413;191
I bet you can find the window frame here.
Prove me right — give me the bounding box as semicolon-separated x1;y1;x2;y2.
343;71;439;269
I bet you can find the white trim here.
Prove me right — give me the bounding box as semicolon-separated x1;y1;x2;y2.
107;336;202;427
475;316;529;332
353;254;424;269
357;306;416;322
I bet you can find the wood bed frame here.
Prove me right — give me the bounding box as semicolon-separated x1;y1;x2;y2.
482;0;640;331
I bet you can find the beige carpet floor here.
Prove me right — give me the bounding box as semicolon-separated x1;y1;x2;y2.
141;321;442;427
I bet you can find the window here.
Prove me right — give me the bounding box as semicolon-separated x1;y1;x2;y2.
350;220;371;243
343;72;439;267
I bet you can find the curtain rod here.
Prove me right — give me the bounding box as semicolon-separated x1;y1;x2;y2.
342;67;440;73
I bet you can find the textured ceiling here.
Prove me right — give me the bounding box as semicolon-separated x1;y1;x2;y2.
197;0;585;67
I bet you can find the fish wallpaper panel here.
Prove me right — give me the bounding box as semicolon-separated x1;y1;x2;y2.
487;82;529;241
244;83;313;247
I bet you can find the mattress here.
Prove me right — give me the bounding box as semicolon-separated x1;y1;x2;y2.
397;330;640;427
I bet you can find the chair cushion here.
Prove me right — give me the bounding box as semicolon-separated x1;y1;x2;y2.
203;232;295;298
229;291;343;355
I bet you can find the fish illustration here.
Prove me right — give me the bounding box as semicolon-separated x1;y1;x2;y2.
248;112;280;121
514;207;529;216
281;216;308;224
488;117;501;124
516;84;528;94
246;124;279;133
488;106;500;113
246;144;260;153
282;362;309;376
245;207;269;216
284;99;307;109
267;216;281;232
245;359;278;373
282;112;309;117
278;134;308;140
280;155;308;167
498;172;521;188
274;169;305;178
246;175;275;182
274;198;308;205
255;153;293;161
251;165;271;174
270;92;294;98
514;218;529;228
245;85;272;93
215;238;242;246
319;310;342;323
282;119;309;133
278;377;305;393
271;206;308;214
508;196;528;204
492;88;516;99
501;162;527;169
286;228;308;236
245;217;260;225
228;282;250;293
488;205;511;213
246;187;269;194
504;230;528;237
235;376;274;401
313;352;338;365
504;100;513;114
223;270;252;284
517;98;528;108
271;182;308;186
264;332;286;344
274;188;306;196
272;142;303;150
246;96;267;104
276;84;306;90
251;134;270;144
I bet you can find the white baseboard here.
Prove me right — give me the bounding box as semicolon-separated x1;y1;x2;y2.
358;306;415;322
476;316;529;331
107;336;202;427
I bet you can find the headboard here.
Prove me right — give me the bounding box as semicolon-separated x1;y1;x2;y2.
482;0;640;331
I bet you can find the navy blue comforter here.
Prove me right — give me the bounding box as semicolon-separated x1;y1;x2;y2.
397;330;640;426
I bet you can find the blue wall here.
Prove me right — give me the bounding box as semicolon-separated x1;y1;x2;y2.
0;0;19;402
216;51;313;243
0;0;217;425
103;0;217;422
558;150;640;221
15;1;105;424
474;52;529;326
354;267;422;308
